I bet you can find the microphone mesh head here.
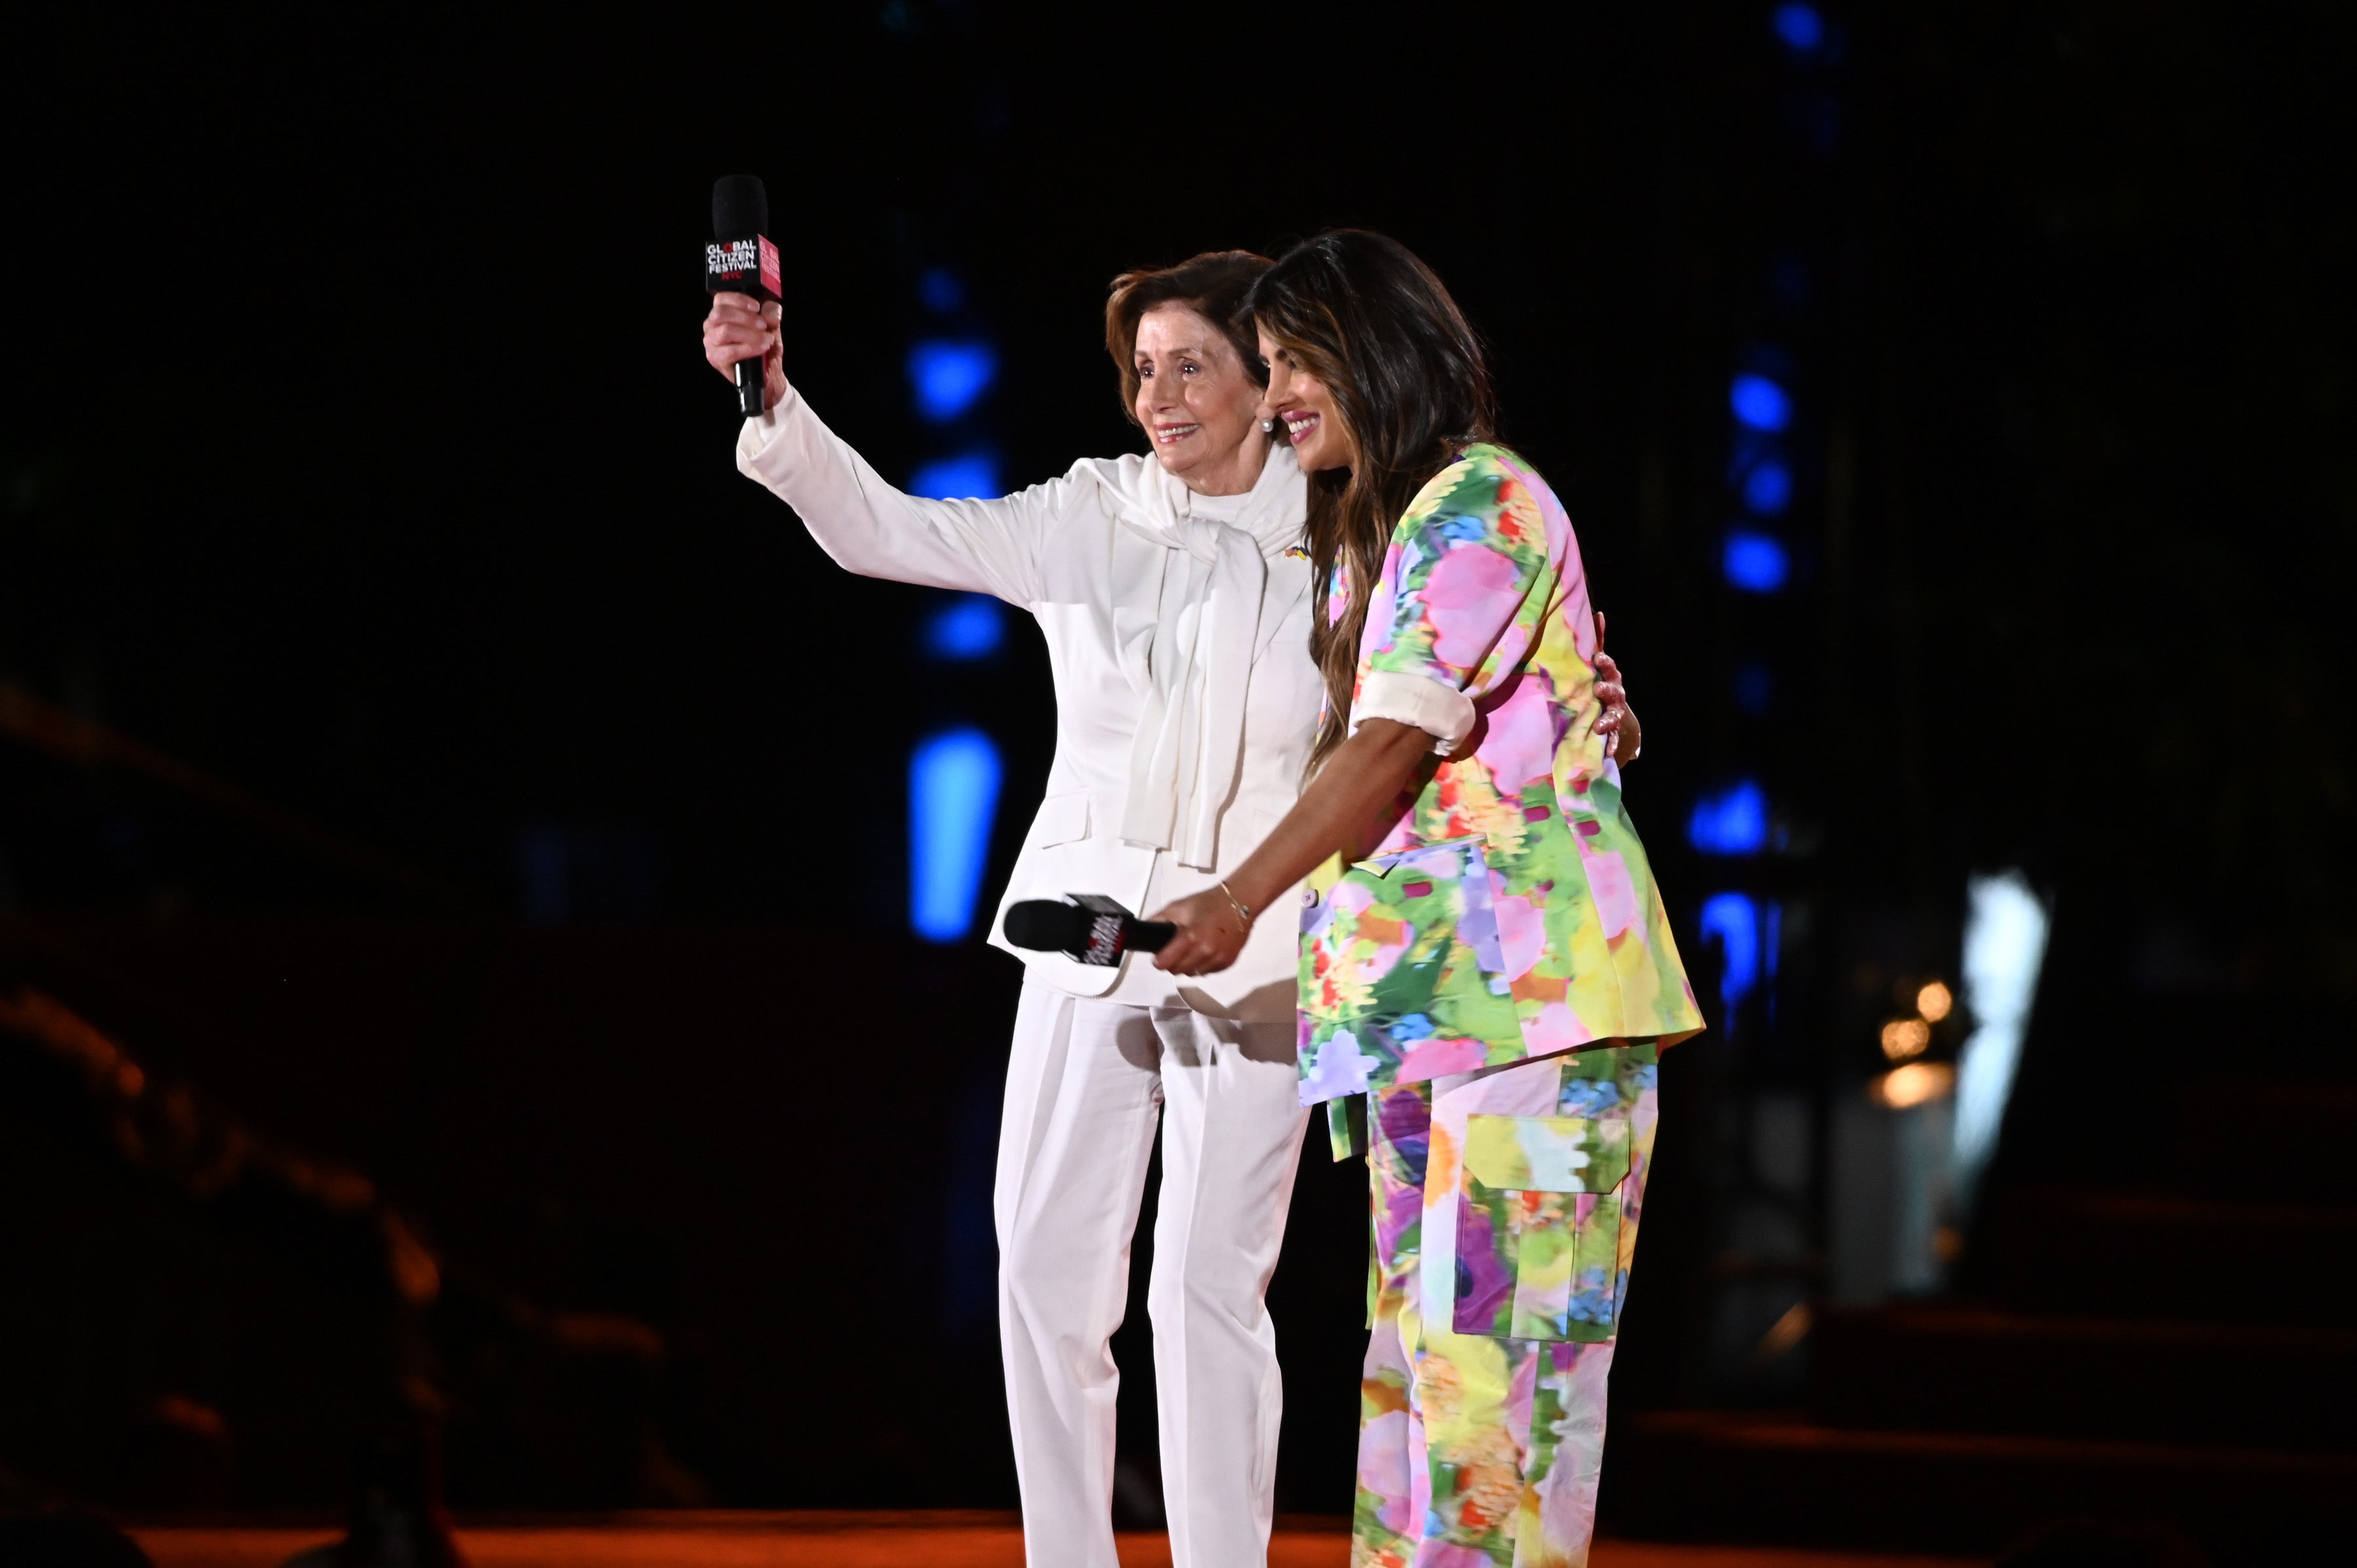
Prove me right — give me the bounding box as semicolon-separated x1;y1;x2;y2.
712;175;769;240
1002;900;1089;953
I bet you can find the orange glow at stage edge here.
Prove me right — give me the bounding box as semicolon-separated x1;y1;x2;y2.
1869;1060;1956;1110
1914;980;1952;1021
126;1516;1986;1568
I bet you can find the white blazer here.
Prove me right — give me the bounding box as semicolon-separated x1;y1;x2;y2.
737;390;1323;1021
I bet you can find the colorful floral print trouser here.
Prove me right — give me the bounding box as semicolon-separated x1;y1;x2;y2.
1351;1042;1660;1568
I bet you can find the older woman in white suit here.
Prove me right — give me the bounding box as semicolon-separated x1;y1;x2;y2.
701;254;1637;1568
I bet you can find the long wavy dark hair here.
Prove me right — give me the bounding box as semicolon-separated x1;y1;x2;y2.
1242;231;1497;771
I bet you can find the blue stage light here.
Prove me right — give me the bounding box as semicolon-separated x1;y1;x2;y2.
908;339;998;422
910;726;1004;942
1723;531;1791;593
919;266;966;315
1730;373;1793;432
909;450;1001;500
1700;892;1761;1012
1733;661;1774;716
1774;3;1825;52
1744;459;1794;515
1690;780;1769;856
924;593;1006;661
1771;254;1810;312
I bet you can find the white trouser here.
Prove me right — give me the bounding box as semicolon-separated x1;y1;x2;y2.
995;980;1309;1568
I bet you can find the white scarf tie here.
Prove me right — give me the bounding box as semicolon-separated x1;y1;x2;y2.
1103;446;1306;871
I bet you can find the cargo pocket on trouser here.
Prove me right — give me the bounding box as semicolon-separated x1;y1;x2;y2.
1452;1112;1635;1342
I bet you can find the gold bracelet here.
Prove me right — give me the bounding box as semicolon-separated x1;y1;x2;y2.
1216;879;1254;934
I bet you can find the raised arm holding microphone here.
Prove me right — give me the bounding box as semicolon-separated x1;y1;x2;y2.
702;250;1643;1568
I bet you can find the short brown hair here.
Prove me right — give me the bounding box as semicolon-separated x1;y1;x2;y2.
1103;250;1273;427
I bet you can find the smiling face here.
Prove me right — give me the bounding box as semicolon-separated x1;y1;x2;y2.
1257;327;1350;473
1132;304;1269;497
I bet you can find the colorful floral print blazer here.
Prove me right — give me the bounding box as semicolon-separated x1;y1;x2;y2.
1298;445;1703;1112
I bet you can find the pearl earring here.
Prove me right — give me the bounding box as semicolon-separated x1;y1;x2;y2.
1260;418;1276;433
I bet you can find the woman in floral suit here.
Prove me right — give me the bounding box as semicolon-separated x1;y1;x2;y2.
1153;231;1704;1568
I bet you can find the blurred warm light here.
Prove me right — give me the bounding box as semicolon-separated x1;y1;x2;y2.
1916;979;1954;1022
145;1393;228;1442
1750;1300;1814;1366
382;1212;443;1307
1870;1061;1955;1109
1879;1017;1931;1061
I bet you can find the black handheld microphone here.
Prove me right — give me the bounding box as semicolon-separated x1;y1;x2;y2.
707;175;780;417
1002;896;1177;967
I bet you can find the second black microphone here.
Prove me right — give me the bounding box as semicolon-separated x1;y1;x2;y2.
1002;896;1175;967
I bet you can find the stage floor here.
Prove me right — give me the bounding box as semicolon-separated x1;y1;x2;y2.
129;1512;1984;1568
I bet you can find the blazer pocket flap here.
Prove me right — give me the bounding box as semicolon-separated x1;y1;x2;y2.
1031;791;1091;849
1463;1114;1630;1194
1349;834;1485;879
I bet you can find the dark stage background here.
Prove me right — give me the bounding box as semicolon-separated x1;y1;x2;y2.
3;3;2354;1556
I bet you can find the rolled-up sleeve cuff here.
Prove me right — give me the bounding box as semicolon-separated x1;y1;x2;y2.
1355;670;1476;756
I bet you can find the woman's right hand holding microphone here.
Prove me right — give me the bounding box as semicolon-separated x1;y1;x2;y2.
703;293;787;411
